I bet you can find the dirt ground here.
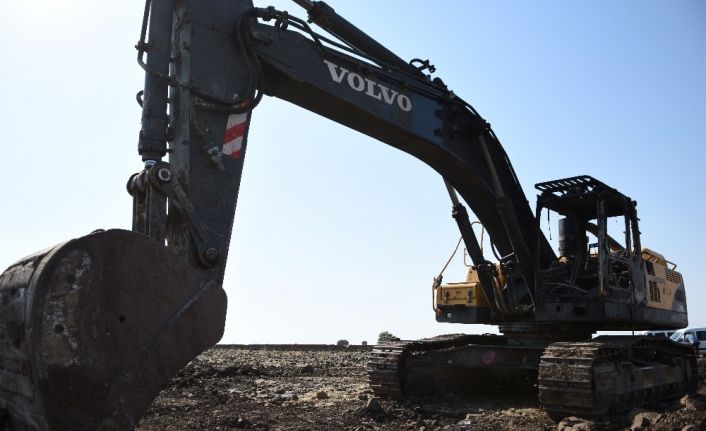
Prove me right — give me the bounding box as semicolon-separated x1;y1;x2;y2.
136;346;706;431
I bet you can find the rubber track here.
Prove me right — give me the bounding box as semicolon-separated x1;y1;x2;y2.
538;336;697;418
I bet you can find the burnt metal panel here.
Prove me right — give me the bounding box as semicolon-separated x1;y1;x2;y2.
534;301;688;330
434;306;493;324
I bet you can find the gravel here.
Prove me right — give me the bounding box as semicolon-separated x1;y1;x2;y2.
136;346;706;431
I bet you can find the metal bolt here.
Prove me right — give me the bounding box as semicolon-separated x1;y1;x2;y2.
157;167;172;182
204;248;219;263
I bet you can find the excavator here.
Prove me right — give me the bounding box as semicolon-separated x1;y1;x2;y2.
0;0;696;429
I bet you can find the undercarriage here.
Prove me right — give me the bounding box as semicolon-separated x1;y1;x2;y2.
368;333;697;418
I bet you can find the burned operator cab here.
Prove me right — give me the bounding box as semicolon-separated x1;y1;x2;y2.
533;175;687;329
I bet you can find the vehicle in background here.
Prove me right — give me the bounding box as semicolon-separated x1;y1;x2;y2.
670;327;706;355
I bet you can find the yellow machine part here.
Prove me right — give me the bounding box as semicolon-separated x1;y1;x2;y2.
642;248;686;312
434;266;493;309
434;249;686;314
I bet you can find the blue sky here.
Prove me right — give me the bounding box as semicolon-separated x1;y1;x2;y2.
1;1;704;344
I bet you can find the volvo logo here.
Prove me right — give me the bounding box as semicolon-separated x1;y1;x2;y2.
323;60;412;112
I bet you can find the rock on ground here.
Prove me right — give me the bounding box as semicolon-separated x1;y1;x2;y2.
630;411;662;431
557;416;596;431
681;395;705;412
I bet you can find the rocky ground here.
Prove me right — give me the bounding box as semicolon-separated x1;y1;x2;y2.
136;346;706;431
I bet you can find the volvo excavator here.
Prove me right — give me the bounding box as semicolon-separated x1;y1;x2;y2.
0;0;696;429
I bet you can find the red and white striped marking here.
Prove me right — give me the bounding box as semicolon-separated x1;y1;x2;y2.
222;112;248;159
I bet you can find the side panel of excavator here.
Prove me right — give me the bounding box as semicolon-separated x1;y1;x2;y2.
642;248;687;313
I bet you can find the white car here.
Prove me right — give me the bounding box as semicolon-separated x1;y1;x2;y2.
670;327;706;355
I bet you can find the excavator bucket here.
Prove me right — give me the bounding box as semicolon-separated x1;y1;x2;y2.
0;229;226;430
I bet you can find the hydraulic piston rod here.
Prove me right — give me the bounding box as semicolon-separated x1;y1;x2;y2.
291;0;423;77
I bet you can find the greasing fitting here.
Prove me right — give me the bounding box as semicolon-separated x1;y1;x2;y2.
156;167;172;182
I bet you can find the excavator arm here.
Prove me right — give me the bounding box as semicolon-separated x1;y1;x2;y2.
139;0;556;309
0;1;560;429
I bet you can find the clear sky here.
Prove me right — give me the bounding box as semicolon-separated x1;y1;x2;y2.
1;1;704;344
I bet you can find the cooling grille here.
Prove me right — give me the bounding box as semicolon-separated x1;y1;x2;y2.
648;280;661;303
645;261;655;276
665;268;682;284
